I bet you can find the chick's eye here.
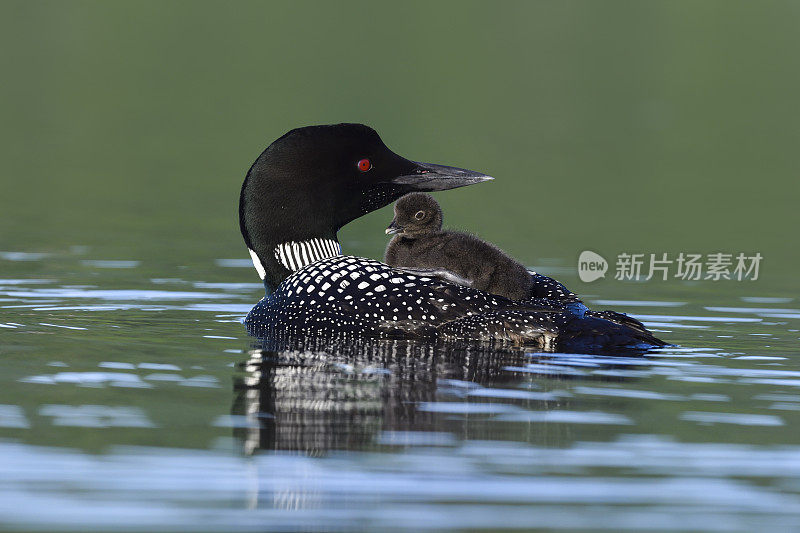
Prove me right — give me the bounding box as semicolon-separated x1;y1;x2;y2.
357;158;371;172
414;210;425;220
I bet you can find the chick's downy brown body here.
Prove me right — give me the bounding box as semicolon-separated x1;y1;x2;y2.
384;193;533;301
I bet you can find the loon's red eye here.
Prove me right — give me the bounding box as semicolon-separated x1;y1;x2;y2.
357;158;371;172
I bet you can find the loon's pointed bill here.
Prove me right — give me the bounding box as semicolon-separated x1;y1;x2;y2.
390;162;494;192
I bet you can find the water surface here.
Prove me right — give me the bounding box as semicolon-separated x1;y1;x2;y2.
2;252;799;532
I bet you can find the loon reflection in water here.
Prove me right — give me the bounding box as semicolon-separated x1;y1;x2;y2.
239;124;666;350
231;336;655;455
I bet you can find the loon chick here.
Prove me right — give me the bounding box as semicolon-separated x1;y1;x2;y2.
239;123;665;350
384;193;533;301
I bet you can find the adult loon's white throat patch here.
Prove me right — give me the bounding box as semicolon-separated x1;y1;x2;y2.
274;238;341;272
248;248;267;280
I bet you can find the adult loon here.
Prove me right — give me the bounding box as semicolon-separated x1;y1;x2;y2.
240;123;665;350
384;192;534;301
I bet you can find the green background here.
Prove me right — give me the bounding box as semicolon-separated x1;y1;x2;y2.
1;0;798;288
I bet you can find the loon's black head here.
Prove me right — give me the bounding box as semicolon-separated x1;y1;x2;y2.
385;192;443;238
240;123;492;291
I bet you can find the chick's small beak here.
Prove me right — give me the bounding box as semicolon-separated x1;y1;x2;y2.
385;219;402;235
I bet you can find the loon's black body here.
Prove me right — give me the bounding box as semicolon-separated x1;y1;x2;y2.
240;124;666;351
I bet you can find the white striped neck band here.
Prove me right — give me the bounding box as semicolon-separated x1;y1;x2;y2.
273;238;341;272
